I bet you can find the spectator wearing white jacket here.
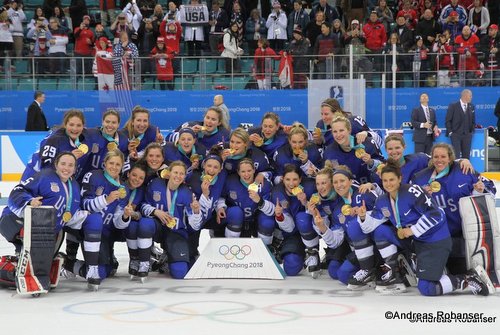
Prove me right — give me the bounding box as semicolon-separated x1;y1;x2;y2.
122;1;143;33
48;17;69;74
266;1;287;52
468;0;490;36
7;1;25;59
221;21;243;74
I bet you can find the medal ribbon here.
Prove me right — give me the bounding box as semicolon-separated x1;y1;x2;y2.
166;188;178;217
63;179;73;214
320;189;337;201
128;189;137;205
103;171;125;192
389;193;402;229
341;188;353;205
229;149;247;160
198;126;219;139
427;165;450;184
177;143;197;160
200;172;218;185
261;133;274;145
349;135;365;150
66;130;81;148
101;128;119;145
131;132;145;143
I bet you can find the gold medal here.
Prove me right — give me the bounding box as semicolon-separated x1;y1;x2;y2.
62;211;72;223
291;186;303;196
377;163;386;174
248;183;259;192
293;148;302;156
355;148;366;159
254;138;264;147
190;154;200;162
166;217;176;229
341;204;352;216
202;174;213;183
309;194;320;206
131;138;140;147
78;144;88;154
397;228;406;239
430;181;441;193
160;169;170;179
118;187;127;199
200;126;207;132
107;142;118;151
314;127;322;137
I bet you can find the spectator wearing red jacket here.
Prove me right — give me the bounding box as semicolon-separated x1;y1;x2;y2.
254;37;281;90
455;25;481;85
397;0;418;30
433;33;454;86
363;11;387;71
151;37;175;90
159;20;182;74
74;15;95;75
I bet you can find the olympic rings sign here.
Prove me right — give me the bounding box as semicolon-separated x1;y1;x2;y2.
218;244;252;260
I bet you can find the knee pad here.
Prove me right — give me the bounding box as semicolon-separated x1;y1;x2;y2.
283;253;303;276
418;279;439;296
337;260;359;285
83;213;104;234
138;218;156;238
226;207;244;232
327;260;342;280
295;212;314;235
169;261;189;279
257;213;275;236
125;220;139;239
372;224;401;247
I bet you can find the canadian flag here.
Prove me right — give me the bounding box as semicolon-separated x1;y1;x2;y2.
278;52;294;88
93;50;115;90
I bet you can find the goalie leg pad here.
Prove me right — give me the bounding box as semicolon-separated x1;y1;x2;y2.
459;195;500;287
0;256;17;288
16;206;57;295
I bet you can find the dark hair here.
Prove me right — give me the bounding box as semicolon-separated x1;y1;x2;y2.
381;158;402;178
61;109;85;127
54;151;77;167
237;158;255;171
283;163;301;179
102;109;121;123
384;134;406;148
34;90;44;100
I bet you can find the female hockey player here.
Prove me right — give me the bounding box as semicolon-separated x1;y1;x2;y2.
247;112;288;163
163;127;206;176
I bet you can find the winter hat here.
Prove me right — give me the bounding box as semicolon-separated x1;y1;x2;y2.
157;37;165;43
293;26;303;36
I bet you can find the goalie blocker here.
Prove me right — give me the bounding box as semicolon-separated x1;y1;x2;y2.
459;195;500;287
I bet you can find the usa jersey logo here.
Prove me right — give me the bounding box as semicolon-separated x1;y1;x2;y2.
323;206;332;215
381;207;391;218
92;143;99;153
338;214;346;224
95;186;104;196
225;162;233;171
153;191;161;202
229;191;237;200
50;182;59;192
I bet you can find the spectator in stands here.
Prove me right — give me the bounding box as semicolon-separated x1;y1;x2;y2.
344;19;374;84
382;32;408;86
253;37;280;90
27;7;48;31
208;0;229;56
455;25;481;86
221;20;243;74
309;0;339;23
229;0;245;48
48;17;69;74
287;26;310;89
468;0;490;37
151;36;175;90
53;6;70;32
363;11;386;71
375;0;394;34
213;94;230;125
138;0;155;18
245;8;267;56
433;33;454;87
159;20;181;73
112;30;139;88
43;0;61;19
137;17;158;75
439;0;467;26
94;22;112;40
33;33;51;74
342;0;367;27
0;6;13;73
180;0;209;57
418;0;438;19
416;8;442;49
397;0;418;30
163;2;180;22
442;10;464;41
266;1;287;52
7;0;25;65
409;35;431;87
287;0;309;41
111;13;133;44
74;15;95;76
99;0;117;27
480;24;500;86
331;18;345;45
122;0;143;36
25;91;48;131
150;4;164;24
313;21;339;79
64;0;88;30
306;10;325;49
393;13;414;52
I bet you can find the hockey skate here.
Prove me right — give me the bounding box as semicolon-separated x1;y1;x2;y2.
347;268;376;290
304;248;321;279
129;259;139;279
460;266;495;296
0;255;17;288
397;253;417;287
86;265;101;291
137;261;150;283
375;264;407;294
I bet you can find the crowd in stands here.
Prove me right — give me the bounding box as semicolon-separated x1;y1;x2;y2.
0;0;499;88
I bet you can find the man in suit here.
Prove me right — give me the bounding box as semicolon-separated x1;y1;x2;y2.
25;91;49;131
411;93;438;154
445;89;475;159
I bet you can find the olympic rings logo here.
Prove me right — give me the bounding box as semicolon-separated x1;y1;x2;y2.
63;300;357;324
218;244;252;260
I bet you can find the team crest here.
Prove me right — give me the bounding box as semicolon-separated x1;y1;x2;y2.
92;143;99;153
50;182;60;192
229;191;237;200
153;191;161;202
225;162;232;171
381;207;391;218
280;200;288;208
338;213;346;224
95;186;104;196
323;206;332;215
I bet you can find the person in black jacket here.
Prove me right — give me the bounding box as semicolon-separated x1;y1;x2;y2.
25;91;49;131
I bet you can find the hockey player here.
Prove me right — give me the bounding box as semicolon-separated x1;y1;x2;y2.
21;109;93;182
139;161;203;279
137;142;169;184
218;158;275;243
119;106;163;161
411;143;496;274
360;159;494;296
0;152;83;293
221;128;272;181
172;107;231;150
247;112;288;163
271;164;314;276
163;127;206;176
323;115;384;184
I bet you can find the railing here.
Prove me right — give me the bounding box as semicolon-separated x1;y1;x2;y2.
1;45;498;91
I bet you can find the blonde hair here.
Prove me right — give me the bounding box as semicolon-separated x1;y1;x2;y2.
331;115;352;132
206;106;230;130
124;106;150;139
429;143;455;168
230;127;250;144
103;149;125;165
288;122;309;141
